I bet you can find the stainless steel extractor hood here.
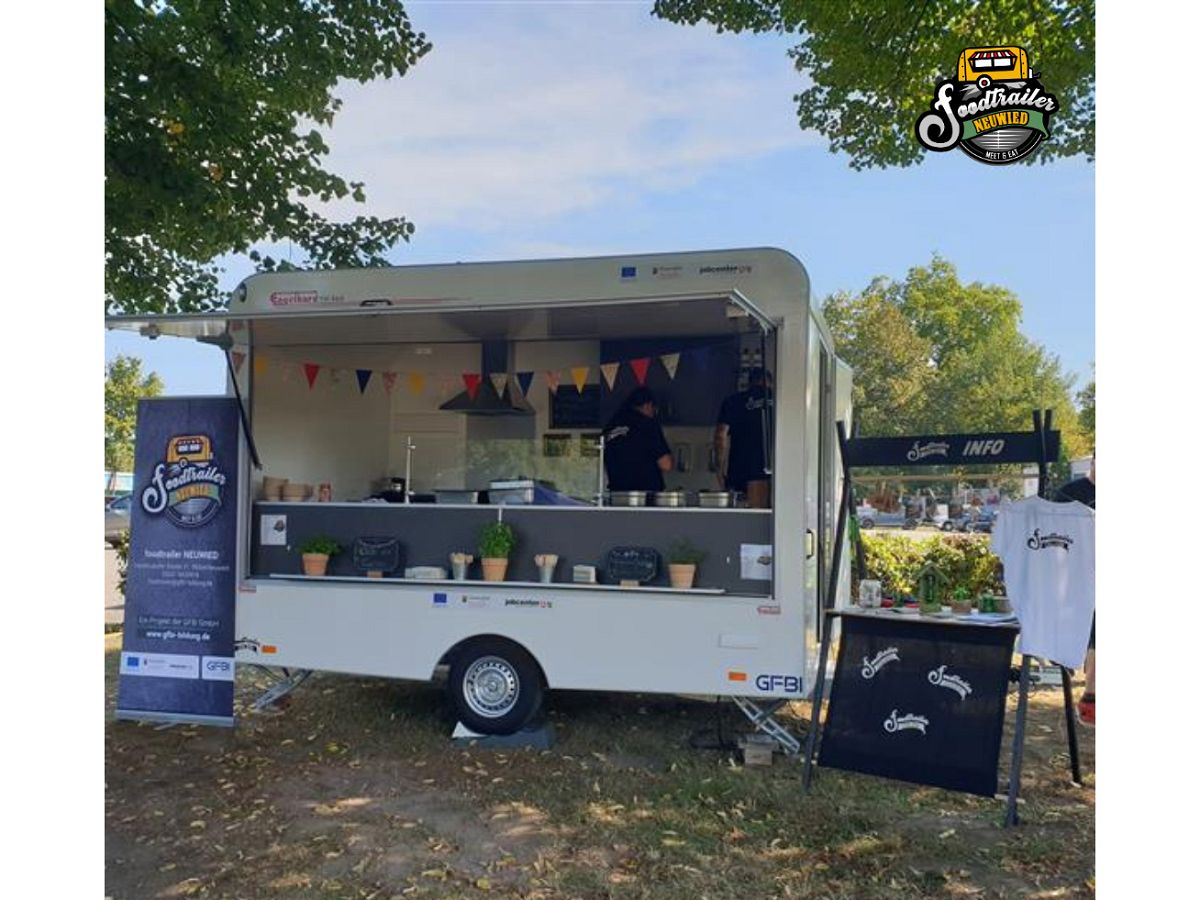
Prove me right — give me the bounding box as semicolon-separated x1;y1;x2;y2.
439;340;534;416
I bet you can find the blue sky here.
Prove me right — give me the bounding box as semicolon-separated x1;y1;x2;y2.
106;0;1094;394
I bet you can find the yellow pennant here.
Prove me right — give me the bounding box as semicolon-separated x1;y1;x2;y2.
407;372;426;396
252;354;269;377
571;366;589;394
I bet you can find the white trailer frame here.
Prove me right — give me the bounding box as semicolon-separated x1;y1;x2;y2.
108;247;851;734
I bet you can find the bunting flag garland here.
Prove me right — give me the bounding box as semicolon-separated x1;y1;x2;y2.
281;364;296;384
571;366;589;394
253;355;269;377
327;367;343;385
630;357;651;386
356;369;372;394
438;373;457;397
599;362;619;390
489;372;508;398
516;371;534;397
463;372;482;400
303;363;321;389
382;371;398;394
230;351;246;374
661;352;680;380
406;372;426;396
545;370;561;394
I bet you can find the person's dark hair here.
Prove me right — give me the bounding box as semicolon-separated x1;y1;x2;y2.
624;387;657;409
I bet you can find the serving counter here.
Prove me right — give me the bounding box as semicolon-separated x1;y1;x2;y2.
251;501;773;595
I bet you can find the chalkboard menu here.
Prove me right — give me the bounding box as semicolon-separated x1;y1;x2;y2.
550;384;602;429
818;613;1017;797
605;546;660;584
352;536;402;575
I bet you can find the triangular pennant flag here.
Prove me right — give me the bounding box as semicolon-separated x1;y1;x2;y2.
630;357;651;385
571;366;589;394
489;372;508;398
382;371;398;394
230;351;246;374
660;352;680;380
438;373;456;397
463;373;482;400
516;371;534;397
407;372;426;396
328;367;342;385
253;354;269;377
281;363;296;383
545;370;561;394
303;363;321;389
229;321;244;332
600;362;619;390
356;369;372;394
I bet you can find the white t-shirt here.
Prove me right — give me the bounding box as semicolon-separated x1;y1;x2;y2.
991;496;1095;668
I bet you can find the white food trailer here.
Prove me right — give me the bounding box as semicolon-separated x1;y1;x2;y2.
107;248;851;741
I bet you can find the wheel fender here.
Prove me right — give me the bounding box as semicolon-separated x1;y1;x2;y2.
435;634;548;687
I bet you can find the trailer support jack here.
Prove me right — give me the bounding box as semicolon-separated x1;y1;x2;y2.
731;696;802;755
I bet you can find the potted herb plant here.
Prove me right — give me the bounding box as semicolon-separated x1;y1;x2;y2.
667;539;706;589
479;521;517;582
950;586;973;615
298;535;341;576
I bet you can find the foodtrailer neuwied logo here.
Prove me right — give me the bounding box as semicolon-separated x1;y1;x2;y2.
916;46;1059;165
141;434;227;527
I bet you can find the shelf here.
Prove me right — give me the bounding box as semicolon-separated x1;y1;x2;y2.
253;501;769;514
262;574;728;595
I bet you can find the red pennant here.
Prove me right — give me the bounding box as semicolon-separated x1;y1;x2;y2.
630;357;651;385
462;373;482;400
230;351;246;374
303;363;320;389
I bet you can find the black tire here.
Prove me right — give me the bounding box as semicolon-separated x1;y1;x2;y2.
903;517;919;530
940;521;955;532
447;637;544;735
859;518;875;530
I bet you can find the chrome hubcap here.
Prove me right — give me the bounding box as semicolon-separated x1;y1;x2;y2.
462;656;520;718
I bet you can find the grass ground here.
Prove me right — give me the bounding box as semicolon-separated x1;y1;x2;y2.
105;634;1094;899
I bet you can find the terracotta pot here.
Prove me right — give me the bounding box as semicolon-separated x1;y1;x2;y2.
950;600;973;615
262;476;288;501
302;553;330;576
668;563;696;589
481;558;509;582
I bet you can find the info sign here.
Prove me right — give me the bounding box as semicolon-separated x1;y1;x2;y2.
116;397;241;726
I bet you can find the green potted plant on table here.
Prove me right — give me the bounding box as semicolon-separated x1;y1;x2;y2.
298;535;341;576
479;521;517;582
667;539;707;589
950;586;973;615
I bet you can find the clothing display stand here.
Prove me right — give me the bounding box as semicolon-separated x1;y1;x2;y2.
801;410;1084;825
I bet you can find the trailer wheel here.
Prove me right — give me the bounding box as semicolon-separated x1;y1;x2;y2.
448;638;544;735
859;517;875;530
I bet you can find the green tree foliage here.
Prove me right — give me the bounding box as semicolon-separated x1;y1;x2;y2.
859;532;1002;598
823;256;1086;456
106;1;432;314
652;0;1095;169
1077;378;1095;453
105;355;165;471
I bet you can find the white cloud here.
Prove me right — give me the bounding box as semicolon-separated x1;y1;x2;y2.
316;1;813;230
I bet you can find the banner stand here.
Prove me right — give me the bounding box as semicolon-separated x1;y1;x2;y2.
802;410;1085;826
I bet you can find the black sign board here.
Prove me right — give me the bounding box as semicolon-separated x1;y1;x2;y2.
550;384;602;429
843;430;1060;468
605;546;660;583
352;536;402;575
818;614;1017;797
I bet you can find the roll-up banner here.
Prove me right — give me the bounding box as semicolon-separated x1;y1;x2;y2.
116;397;241;726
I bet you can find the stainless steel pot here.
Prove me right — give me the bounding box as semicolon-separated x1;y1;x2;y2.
434;489;480;504
652;490;690;507
697;490;735;508
607;490;649;507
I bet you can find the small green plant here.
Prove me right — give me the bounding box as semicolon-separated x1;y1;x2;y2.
667;539;707;566
978;592;997;613
952;586;970;601
298;535;341;556
479;521;516;559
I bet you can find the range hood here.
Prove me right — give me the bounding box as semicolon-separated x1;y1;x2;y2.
439;340;535;416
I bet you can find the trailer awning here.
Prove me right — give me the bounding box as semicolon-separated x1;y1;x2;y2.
105;291;774;348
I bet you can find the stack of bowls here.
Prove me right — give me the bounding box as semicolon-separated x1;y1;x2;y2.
281;482;313;502
262;476;288;500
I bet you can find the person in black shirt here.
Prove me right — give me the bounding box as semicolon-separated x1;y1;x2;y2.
1054;456;1096;725
715;368;773;508
602;387;674;492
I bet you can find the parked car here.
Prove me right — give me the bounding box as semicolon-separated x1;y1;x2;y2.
105;494;132;545
858;510;918;530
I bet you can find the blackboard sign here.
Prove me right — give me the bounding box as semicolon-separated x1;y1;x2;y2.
843;430;1061;468
818;613;1017;797
352;536;402;575
550;384;601;429
605;546;659;583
